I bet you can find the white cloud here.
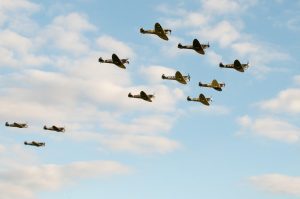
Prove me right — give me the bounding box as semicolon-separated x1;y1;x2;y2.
237;115;300;143
294;75;300;85
96;35;135;58
0;160;130;199
259;88;300;114
201;0;258;15
101;134;181;154
250;174;300;196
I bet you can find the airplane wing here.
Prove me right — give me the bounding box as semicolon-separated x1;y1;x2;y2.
199;94;210;106
140;91;152;102
112;54;126;69
175;71;187;84
233;59;244;72
193;39;205;55
154;23;169;41
211;79;220;88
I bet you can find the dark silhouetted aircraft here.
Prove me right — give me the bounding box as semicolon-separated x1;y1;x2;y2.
199;79;225;91
178;39;209;55
140;22;171;41
219;59;249;72
99;53;129;69
128;91;155;102
162;71;190;84
187;93;212;106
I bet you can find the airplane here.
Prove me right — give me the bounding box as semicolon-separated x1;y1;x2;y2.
219;59;249;72
162;71;190;84
98;53;129;69
43;125;65;133
187;93;212;106
128;91;155;102
178;39;210;55
140;22;171;41
24;141;45;147
199;79;225;91
5;122;28;128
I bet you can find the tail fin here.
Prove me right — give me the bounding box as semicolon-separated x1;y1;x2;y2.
219;62;224;68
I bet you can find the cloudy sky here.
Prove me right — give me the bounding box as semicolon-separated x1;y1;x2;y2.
0;0;300;198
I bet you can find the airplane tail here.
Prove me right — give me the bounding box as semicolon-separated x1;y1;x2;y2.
140;28;145;33
98;57;104;63
5;122;9;126
178;43;183;48
199;82;203;86
161;74;166;79
43;125;47;130
128;93;133;98
187;74;191;81
187;96;192;101
207;42;210;48
24;141;28;145
219;62;224;68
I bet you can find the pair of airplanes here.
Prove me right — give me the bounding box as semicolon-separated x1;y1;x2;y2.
5;122;66;147
5;122;65;132
140;23;210;55
127;91;213;106
161;71;226;91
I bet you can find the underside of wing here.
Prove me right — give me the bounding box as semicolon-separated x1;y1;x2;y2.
211;79;220;88
175;71;187;84
112;54;126;68
155;23;168;40
140;91;152;102
199;94;210;106
193;39;205;54
234;59;244;72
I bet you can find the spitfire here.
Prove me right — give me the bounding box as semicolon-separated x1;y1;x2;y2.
44;125;65;133
5;122;28;128
178;39;210;55
199;79;225;91
187;94;212;106
128;91;155;102
24;141;45;147
162;71;190;84
219;59;249;72
99;53;129;69
140;22;171;41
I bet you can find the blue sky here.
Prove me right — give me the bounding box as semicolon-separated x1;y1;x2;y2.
0;0;300;198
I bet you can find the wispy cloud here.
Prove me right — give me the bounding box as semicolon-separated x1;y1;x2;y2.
250;174;300;196
237;115;300;143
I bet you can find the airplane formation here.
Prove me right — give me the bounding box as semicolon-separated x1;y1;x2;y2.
6;22;250;148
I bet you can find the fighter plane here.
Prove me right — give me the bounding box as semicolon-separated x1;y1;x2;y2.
178;39;210;55
24;141;45;147
187;93;212;106
219;59;249;72
5;122;28;128
98;53;129;69
128;91;154;102
140;22;171;41
43;125;65;133
199;79;225;91
162;71;190;84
